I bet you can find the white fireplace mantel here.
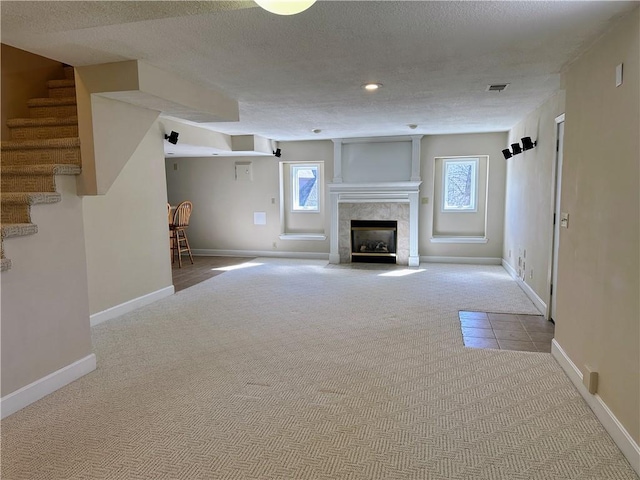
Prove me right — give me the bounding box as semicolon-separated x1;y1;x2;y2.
328;181;422;266
328;136;423;267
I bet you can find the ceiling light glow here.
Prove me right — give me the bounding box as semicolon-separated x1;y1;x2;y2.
254;0;316;15
363;83;382;91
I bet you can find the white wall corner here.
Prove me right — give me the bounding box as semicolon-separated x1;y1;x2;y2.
90;285;174;327
502;259;546;314
1;354;96;419
552;340;640;476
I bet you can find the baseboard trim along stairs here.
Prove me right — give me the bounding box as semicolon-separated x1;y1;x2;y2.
0;354;97;419
90;285;175;327
1;65;81;272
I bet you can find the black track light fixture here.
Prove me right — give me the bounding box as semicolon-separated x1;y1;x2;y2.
502;148;513;160
273;148;282;158
164;131;179;145
521;136;537;151
511;142;522;155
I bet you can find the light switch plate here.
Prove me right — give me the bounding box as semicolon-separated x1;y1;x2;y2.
560;212;570;228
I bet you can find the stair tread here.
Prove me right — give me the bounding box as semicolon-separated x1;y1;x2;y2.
1;192;62;205
1;258;12;272
1;164;81;176
7;117;78;128
47;79;75;88
1;223;38;238
27;97;77;107
1;137;80;149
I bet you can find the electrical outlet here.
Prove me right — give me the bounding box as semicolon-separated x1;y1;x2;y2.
271;197;276;204
583;366;599;394
529;269;534;279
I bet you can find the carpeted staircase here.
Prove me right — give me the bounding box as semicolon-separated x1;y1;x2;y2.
1;66;81;272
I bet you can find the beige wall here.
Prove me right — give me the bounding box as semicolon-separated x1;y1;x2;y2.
556;9;639;443
504;91;566;300
420;133;507;259
83;120;173;315
165;140;333;254
1;44;64;140
1;176;92;396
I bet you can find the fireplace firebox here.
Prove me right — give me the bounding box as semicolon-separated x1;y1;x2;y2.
350;220;397;264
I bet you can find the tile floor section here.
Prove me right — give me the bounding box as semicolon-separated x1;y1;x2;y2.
172;255;256;292
459;311;554;352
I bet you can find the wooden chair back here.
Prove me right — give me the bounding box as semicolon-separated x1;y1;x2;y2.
172;201;193;229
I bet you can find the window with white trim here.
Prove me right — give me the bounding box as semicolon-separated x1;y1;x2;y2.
291;164;320;212
442;158;478;212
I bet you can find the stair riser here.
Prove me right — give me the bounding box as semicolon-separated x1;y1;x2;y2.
29;105;77;118
1;205;31;224
1;148;81;166
64;67;74;80
9;125;79;140
1;175;56;193
49;87;76;98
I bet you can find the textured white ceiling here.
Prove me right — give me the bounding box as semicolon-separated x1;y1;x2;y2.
2;1;636;142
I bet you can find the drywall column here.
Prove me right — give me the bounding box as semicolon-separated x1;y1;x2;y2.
554;7;639;466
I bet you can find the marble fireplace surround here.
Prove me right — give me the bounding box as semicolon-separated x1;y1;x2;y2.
328;182;422;266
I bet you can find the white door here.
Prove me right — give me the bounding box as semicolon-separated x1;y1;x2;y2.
550;117;564;321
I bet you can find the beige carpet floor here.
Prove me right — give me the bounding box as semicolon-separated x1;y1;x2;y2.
1;259;637;479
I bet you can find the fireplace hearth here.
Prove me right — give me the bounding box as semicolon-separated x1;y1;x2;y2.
351;220;397;264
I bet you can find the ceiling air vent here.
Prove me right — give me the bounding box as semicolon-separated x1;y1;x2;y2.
486;83;510;92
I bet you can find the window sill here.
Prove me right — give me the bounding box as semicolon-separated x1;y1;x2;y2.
279;234;327;241
430;236;488;244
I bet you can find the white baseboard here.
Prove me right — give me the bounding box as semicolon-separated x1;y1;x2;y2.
90;285;174;327
192;249;329;260
420;256;502;265
552;340;640;476
502;259;546;314
1;354;96;419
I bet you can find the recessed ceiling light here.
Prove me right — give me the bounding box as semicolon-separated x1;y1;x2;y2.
167;152;174;155
362;83;382;91
312;128;321;134
408;124;418;130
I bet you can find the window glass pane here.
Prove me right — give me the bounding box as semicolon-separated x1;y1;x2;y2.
292;165;319;211
443;159;477;211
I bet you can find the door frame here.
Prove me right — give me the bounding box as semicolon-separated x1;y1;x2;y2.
546;113;565;321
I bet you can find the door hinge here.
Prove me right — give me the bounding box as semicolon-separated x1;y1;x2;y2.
550;284;553;295
553;213;556;225
556;139;560;151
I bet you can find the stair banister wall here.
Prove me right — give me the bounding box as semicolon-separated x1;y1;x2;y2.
0;45;94;413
